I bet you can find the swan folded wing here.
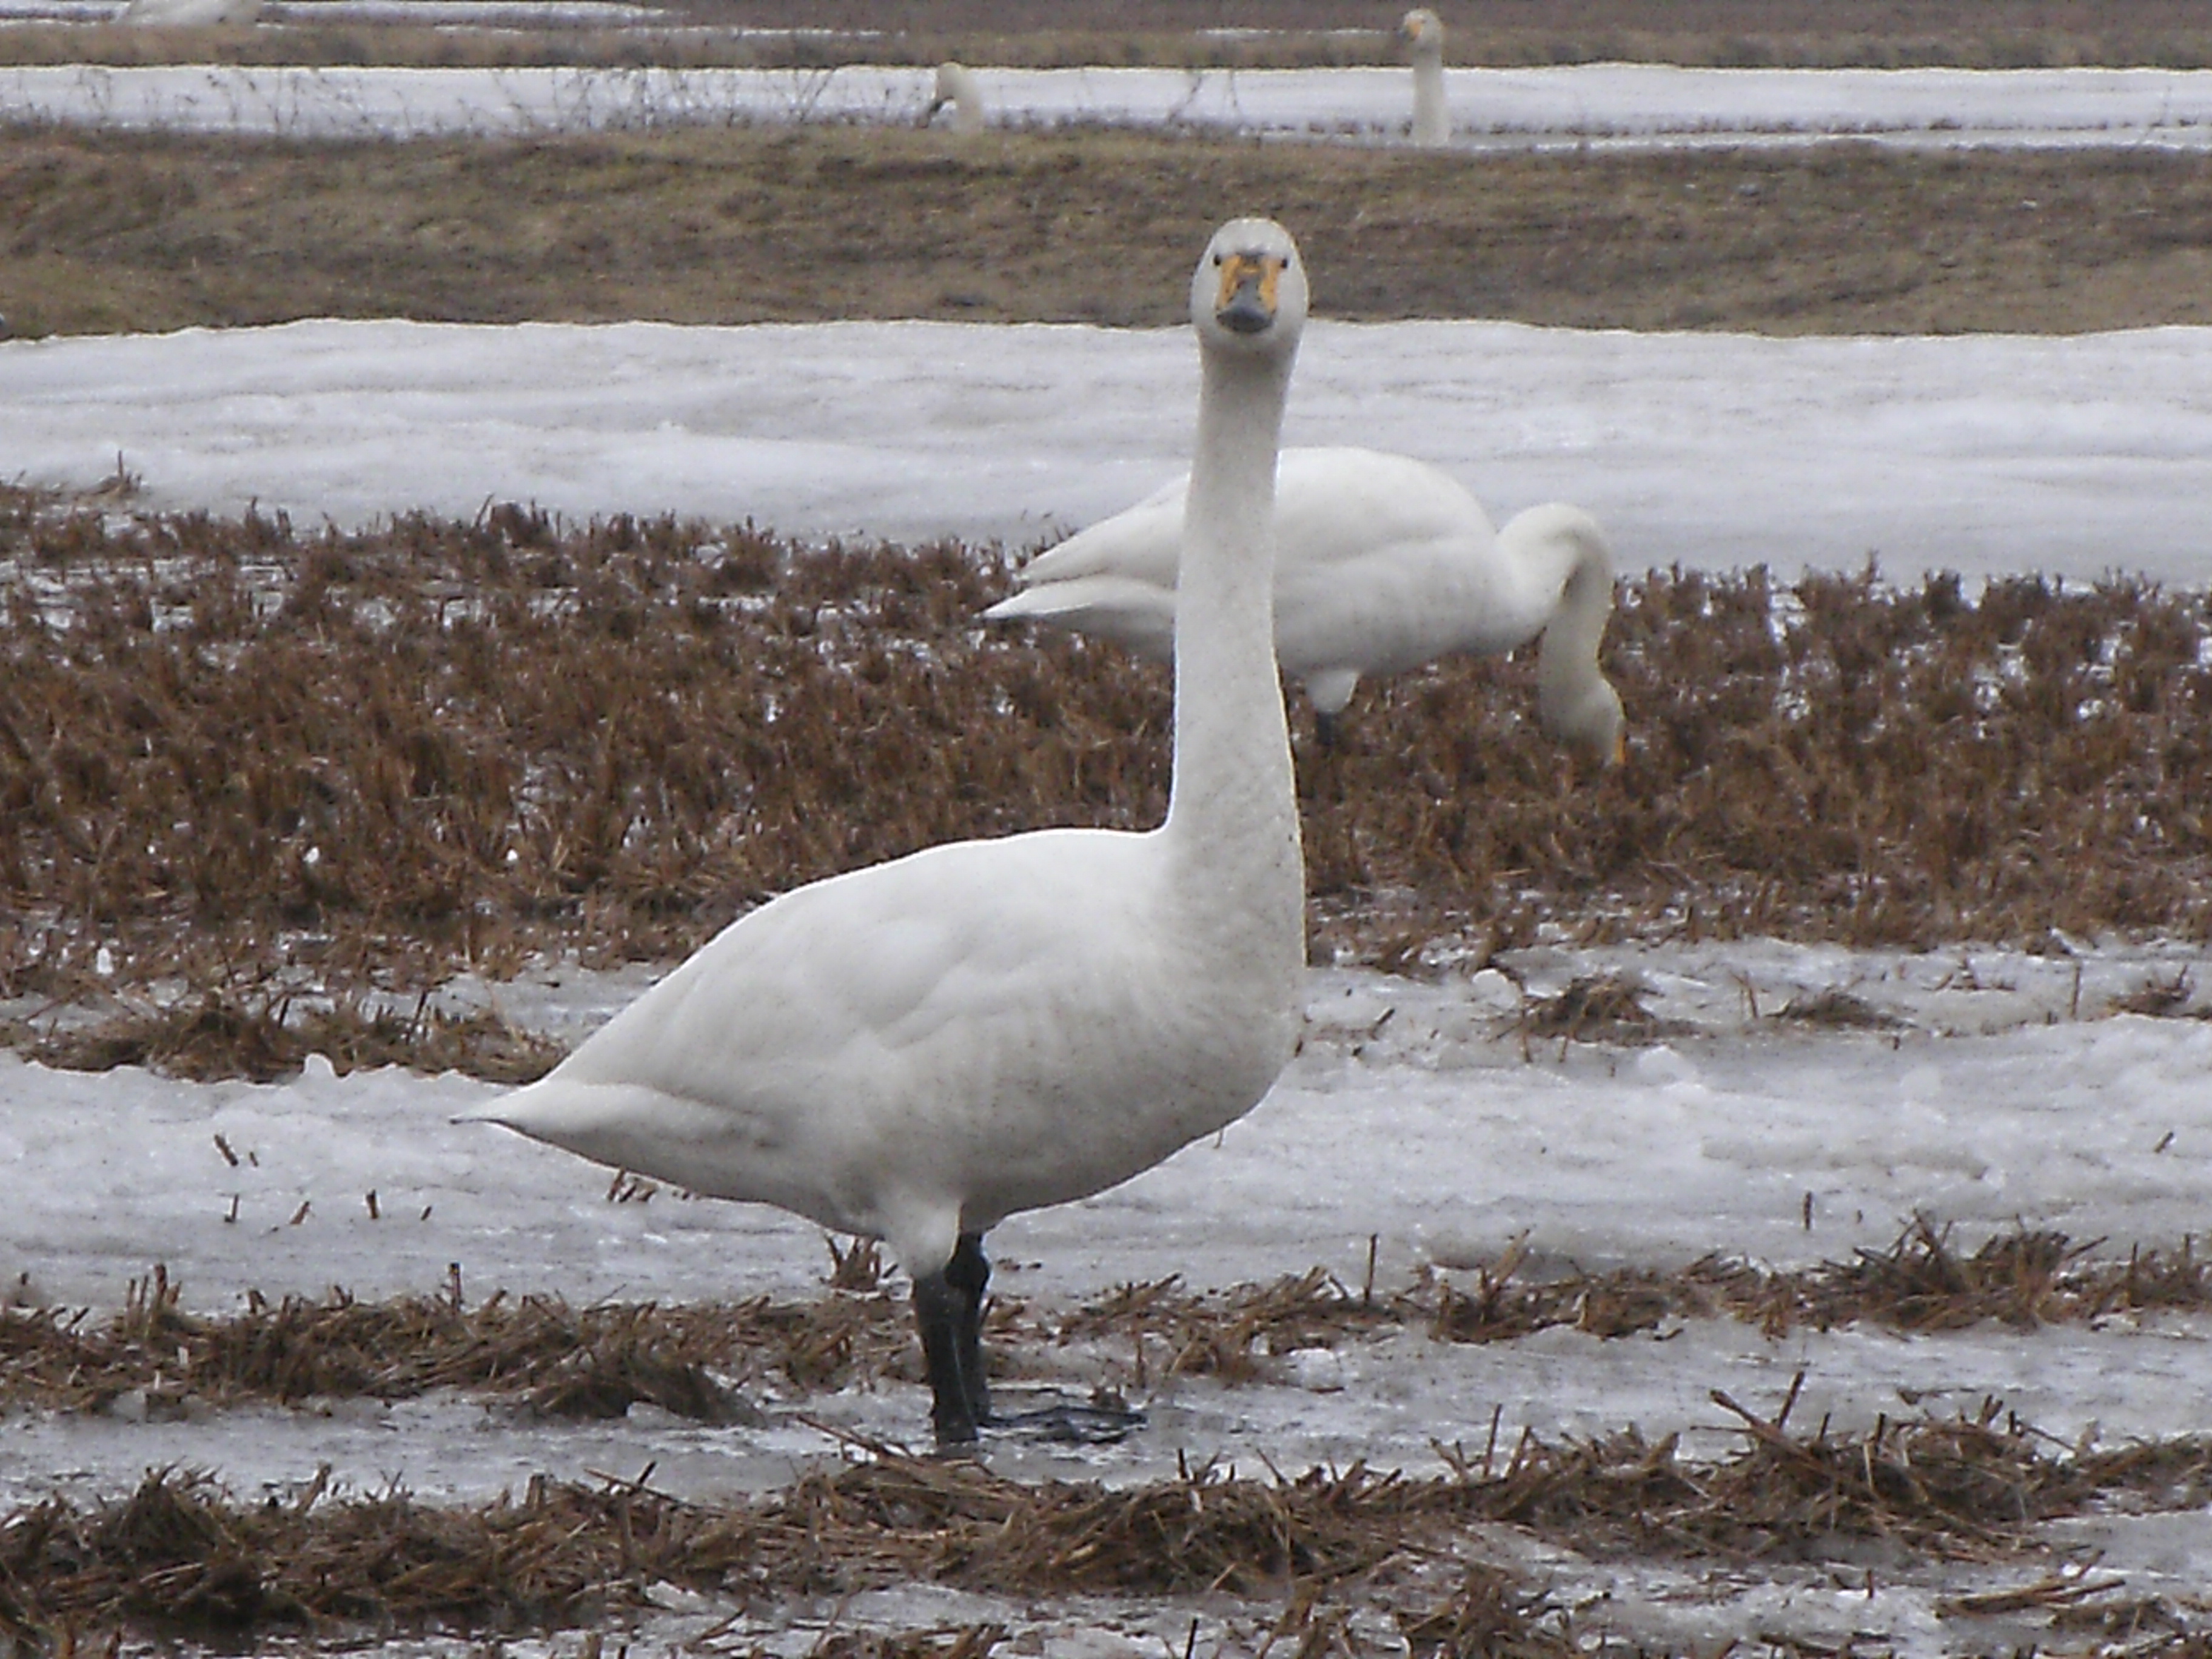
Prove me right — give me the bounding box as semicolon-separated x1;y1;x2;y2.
1265;450;1492;564
488;829;1216;1235
1002;481;1187;592
1284;534;1546;670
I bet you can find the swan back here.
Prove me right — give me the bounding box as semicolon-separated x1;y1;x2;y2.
465;220;1309;1285
1401;8;1450;146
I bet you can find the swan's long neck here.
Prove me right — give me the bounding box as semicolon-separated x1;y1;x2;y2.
1162;343;1302;962
1522;509;1621;750
1410;44;1448;146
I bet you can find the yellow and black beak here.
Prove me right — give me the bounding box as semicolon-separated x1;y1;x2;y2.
1214;253;1285;335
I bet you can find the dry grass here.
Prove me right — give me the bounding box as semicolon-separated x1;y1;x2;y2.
1068;1222;2212;1367
5;126;2211;340
10;1225;2197;1424
0;1262;909;1418
4;988;563;1082
1;1402;2208;1648
4;491;2208;1081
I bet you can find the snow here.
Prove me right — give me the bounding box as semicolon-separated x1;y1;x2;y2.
3;62;2211;1654
4;60;2212;148
6;945;2212;1647
10;317;2212;586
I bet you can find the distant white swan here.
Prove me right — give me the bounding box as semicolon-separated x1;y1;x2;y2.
461;219;1311;1447
923;61;986;134
986;448;1625;765
1401;8;1449;147
119;0;263;22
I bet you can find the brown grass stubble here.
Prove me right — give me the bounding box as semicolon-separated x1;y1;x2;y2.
4;491;2210;1075
4;1234;2212;1647
0;1441;2184;1650
7;1221;2197;1420
6;126;2212;340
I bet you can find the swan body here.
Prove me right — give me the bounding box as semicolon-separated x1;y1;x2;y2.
120;0;262;23
987;448;1626;764
924;61;986;134
463;219;1310;1444
1401;8;1450;147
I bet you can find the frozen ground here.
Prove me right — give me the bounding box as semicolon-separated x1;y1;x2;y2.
2;60;2211;148
9;317;2212;586
3;70;2211;1637
5;940;2212;1652
1;313;2209;1648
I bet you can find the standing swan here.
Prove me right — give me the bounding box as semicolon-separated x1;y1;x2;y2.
460;220;1310;1447
986;449;1626;765
1401;8;1450;147
923;62;987;134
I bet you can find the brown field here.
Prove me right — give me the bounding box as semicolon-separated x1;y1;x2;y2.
4;487;2208;1080
7;0;2212;69
4;1230;2212;1648
7;41;2212;1652
7;125;2212;340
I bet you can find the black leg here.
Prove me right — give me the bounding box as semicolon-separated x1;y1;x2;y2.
945;1232;992;1426
923;1232;1145;1447
913;1269;979;1446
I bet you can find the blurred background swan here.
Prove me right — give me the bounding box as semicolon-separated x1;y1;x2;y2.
923;62;986;134
119;0;264;23
987;447;1626;765
1401;8;1450;146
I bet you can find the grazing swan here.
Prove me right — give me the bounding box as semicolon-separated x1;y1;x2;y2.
1401;8;1450;147
460;219;1310;1447
986;449;1626;765
923;62;986;134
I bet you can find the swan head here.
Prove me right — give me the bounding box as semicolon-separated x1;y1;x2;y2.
1191;218;1309;360
1540;674;1627;769
1399;8;1443;51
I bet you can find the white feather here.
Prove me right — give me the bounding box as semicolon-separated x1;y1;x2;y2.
1401;8;1450;147
988;447;1626;763
924;62;986;135
463;219;1312;1290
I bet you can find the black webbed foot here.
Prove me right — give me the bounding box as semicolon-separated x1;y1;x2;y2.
985;1389;1146;1445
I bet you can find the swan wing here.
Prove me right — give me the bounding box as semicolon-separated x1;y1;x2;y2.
474;828;1272;1250
1267;450;1556;679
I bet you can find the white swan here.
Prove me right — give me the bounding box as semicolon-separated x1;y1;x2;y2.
119;0;263;23
1401;8;1450;147
986;449;1626;765
923;61;986;134
460;219;1310;1447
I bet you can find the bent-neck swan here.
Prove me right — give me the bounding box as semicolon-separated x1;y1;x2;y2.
460;219;1310;1447
1401;8;1450;147
924;62;986;134
986;449;1626;766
